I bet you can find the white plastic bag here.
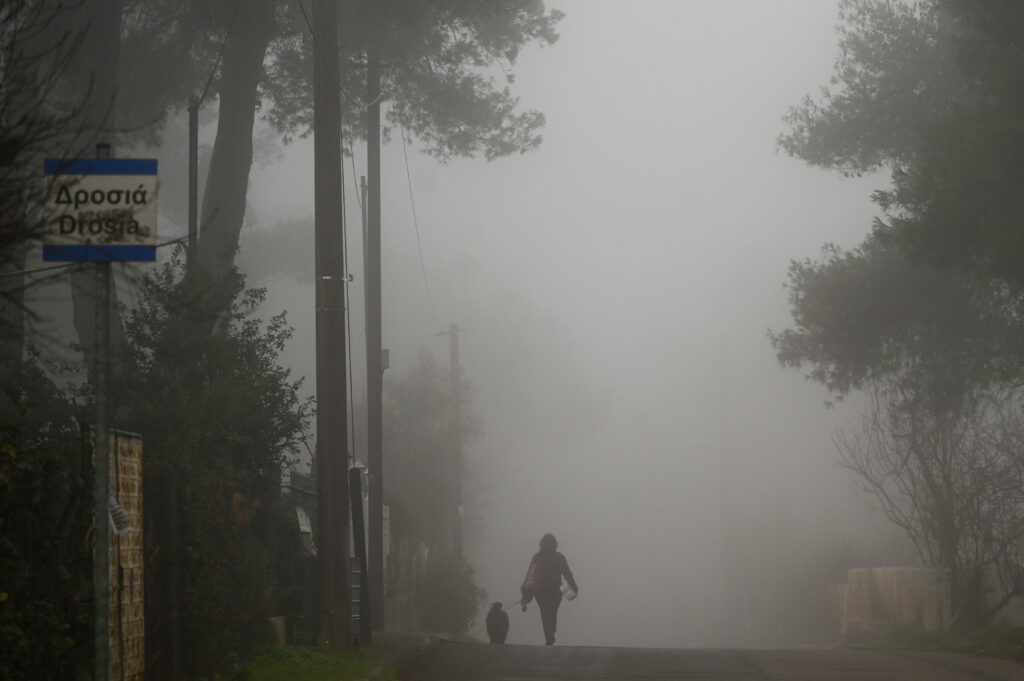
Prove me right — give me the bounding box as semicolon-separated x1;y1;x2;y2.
560;580;577;601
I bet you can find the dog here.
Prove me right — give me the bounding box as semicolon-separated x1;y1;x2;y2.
486;601;509;644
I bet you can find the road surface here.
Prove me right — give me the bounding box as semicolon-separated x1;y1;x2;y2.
404;643;1024;680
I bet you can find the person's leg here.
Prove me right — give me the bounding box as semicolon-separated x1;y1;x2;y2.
536;596;553;645
536;591;562;645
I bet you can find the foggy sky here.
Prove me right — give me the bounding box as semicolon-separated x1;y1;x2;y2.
241;1;897;647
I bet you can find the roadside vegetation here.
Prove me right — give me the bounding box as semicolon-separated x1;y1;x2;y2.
240;645;398;681
775;0;1024;632
2;1;561;678
232;633;459;681
845;625;1024;662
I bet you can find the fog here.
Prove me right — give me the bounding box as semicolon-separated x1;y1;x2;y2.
239;1;894;647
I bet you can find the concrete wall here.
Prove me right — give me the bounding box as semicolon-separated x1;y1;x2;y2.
841;567;951;633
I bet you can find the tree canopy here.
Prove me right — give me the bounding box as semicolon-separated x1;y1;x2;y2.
264;0;564;160
774;0;1024;628
781;0;1024;290
770;237;1024;401
779;0;971;176
775;0;1024;394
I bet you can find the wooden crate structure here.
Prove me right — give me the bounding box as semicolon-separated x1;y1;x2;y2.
108;431;145;681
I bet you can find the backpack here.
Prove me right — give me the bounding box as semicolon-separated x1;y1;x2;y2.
520;555;540;604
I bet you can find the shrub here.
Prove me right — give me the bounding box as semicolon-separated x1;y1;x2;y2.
415;550;486;635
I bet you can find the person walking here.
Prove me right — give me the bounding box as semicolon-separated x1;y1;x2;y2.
520;533;578;646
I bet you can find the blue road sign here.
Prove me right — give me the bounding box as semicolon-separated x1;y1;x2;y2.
43;158;158;262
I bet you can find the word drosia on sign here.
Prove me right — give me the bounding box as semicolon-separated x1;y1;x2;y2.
43;158;158;262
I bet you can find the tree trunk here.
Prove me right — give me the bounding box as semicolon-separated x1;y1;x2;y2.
195;0;277;291
0;244;29;369
954;569;987;630
142;6;276;676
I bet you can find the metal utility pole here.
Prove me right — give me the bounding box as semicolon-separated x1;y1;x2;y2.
168;95;200;681
349;467;371;644
365;52;385;630
93;142;111;681
187;97;199;266
360;176;368;263
446;323;463;556
312;0;350;649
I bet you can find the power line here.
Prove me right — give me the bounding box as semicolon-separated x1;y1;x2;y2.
340;110;358;466
0;261;76;279
1;235;186;280
399;122;438;328
294;0;356;103
342;115;369;466
350;145;362;212
156;236;188;249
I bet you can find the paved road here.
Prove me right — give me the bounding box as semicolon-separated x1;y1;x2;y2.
404;643;1024;680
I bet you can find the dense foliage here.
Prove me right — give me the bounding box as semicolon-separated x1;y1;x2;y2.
114;254;311;679
0;1;98;363
775;0;1024;628
0;360;91;681
1;0;550;670
265;0;563;160
382;351;485;633
384;351;480;549
781;0;1024;293
415;550;487;635
771;238;1024;401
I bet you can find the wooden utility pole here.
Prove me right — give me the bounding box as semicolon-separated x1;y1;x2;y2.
446;323;462;556
365;52;385;630
312;0;350;649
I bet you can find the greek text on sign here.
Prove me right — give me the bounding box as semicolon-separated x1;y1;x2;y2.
43;158;158;262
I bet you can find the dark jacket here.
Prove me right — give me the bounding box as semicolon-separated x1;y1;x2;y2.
527;548;577;596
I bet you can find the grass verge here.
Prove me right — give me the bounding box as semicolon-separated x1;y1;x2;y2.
243;645;397;681
240;633;449;681
845;624;1024;662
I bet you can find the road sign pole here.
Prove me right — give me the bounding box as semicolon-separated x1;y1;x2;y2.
93;143;111;681
42;146;158;681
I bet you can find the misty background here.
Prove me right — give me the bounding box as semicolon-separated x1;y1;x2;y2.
31;0;903;647
241;1;893;647
246;1;901;647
